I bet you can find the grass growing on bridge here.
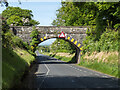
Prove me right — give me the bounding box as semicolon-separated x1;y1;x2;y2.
2;47;35;89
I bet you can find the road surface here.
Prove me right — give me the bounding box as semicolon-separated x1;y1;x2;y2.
23;51;119;89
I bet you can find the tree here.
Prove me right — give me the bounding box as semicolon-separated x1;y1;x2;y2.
7;15;23;26
30;26;39;52
52;2;120;40
52;2;97;26
52;1;120;54
2;6;40;26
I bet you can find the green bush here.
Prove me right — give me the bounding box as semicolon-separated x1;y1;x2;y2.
2;47;35;89
99;30;119;51
82;29;119;53
2;28;34;55
2;31;13;48
12;36;23;47
30;26;39;53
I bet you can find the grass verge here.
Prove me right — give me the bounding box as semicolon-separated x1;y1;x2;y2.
79;59;118;78
79;51;119;78
2;47;35;89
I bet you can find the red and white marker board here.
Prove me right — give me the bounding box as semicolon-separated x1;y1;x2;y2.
59;31;66;38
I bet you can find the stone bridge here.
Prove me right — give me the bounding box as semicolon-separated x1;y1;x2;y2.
10;26;88;63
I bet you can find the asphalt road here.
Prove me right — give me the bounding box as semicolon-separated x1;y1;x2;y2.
24;51;119;89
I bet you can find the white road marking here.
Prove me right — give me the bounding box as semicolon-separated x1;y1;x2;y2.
74;68;77;70
45;64;50;75
95;74;99;76
68;65;85;72
84;71;87;72
89;73;93;75
62;61;112;79
39;63;50;87
79;70;82;71
102;76;108;78
73;67;75;69
68;65;111;78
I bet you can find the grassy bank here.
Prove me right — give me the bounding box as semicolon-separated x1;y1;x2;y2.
2;47;35;89
41;51;119;78
79;51;119;78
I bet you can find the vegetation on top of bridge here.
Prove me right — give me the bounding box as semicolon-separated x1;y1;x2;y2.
30;26;40;52
52;2;120;53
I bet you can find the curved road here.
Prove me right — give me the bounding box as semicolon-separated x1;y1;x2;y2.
23;51;119;89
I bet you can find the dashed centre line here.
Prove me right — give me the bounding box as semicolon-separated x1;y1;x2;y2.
79;70;82;71
68;65;88;73
84;71;87;73
102;76;109;78
95;74;100;76
89;72;93;75
66;63;111;78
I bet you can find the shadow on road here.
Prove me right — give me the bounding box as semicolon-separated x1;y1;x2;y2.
36;55;76;64
39;54;77;64
35;75;118;88
21;69;119;89
38;61;68;64
19;55;119;89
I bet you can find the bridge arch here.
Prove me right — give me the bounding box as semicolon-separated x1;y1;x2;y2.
36;36;83;63
10;26;88;63
39;36;82;51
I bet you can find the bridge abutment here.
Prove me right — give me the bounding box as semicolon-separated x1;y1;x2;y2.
75;48;81;64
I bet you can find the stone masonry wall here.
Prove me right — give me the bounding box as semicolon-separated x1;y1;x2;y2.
10;26;88;44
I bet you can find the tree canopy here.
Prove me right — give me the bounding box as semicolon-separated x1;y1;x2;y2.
2;6;40;26
52;2;120;39
52;2;120;53
52;2;120;30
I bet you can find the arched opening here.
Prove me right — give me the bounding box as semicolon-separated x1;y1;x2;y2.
36;37;81;63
